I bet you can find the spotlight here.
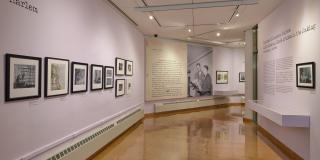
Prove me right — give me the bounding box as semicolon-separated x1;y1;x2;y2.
216;32;221;37
149;15;154;20
235;13;240;17
188;29;192;32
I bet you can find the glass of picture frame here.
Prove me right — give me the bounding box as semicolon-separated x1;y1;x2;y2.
45;57;69;97
126;79;132;95
5;53;42;101
115;58;125;76
239;72;245;82
115;79;125;97
104;66;114;89
91;64;104;91
296;62;315;88
125;60;133;76
216;71;228;84
71;62;88;93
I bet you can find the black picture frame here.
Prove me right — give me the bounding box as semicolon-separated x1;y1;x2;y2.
239;72;245;82
45;57;70;97
296;62;315;89
91;64;104;91
115;79;125;97
71;62;88;93
5;53;42;101
125;60;133;76
216;71;228;84
104;66;114;89
115;58;125;76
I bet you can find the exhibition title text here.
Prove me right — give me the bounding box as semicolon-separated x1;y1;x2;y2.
263;24;317;53
9;0;38;14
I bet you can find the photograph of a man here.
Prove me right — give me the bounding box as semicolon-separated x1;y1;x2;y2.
187;44;213;97
198;65;212;96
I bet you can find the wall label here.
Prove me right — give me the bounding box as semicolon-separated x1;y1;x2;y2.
9;0;38;14
263;24;317;53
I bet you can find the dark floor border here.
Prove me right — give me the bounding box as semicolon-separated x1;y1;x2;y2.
90;103;302;160
145;103;245;118
257;124;304;160
87;119;143;160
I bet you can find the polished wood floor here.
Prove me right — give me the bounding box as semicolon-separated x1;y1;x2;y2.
91;105;289;160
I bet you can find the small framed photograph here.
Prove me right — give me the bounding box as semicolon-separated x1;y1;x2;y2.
71;62;88;93
125;60;133;76
239;72;245;82
115;79;125;97
216;71;228;84
126;79;132;95
45;57;69;97
296;62;315;88
104;66;114;89
5;54;42;101
91;65;104;91
115;58;125;76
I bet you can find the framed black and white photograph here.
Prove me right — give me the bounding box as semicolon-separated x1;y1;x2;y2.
216;71;228;84
126;79;132;95
71;62;88;93
239;72;245;82
5;54;42;101
45;57;69;97
104;66;114;89
125;60;133;76
115;79;125;97
115;58;125;76
296;62;315;88
91;65;104;91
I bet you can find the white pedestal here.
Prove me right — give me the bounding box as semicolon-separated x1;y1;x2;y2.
247;100;310;128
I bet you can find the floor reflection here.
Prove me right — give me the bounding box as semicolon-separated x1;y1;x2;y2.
92;105;289;160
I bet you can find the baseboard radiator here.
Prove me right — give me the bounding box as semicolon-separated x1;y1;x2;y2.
155;95;245;113
25;104;144;160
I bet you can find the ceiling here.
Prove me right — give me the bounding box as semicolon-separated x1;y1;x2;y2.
108;0;284;47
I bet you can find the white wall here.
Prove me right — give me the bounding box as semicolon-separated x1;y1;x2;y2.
0;0;145;160
258;0;320;159
212;47;245;94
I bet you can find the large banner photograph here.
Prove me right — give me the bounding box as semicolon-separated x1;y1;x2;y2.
187;44;213;97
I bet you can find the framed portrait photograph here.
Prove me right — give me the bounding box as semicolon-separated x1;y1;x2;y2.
115;79;125;97
71;62;88;93
239;72;245;82
91;65;104;91
296;62;315;88
45;57;69;97
115;58;125;76
104;66;114;89
216;71;228;84
5;54;42;101
126;79;132;95
125;60;133;76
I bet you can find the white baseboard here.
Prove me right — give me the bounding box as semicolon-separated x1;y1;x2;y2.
154;96;244;113
30;105;144;160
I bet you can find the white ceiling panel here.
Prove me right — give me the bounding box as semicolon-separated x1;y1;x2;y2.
145;0;191;6
193;6;235;25
108;0;284;46
154;10;193;27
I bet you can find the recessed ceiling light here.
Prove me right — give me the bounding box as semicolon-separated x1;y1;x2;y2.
149;15;154;20
235;13;240;17
216;32;221;37
188;29;192;32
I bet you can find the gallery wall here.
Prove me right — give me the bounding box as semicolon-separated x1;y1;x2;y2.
212;47;245;94
144;38;245;113
258;0;320;159
0;0;144;160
